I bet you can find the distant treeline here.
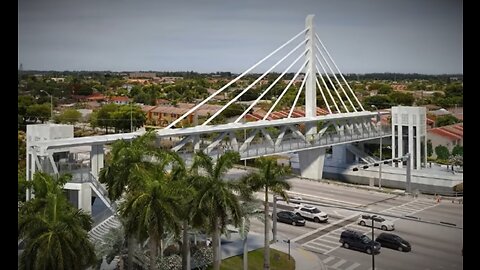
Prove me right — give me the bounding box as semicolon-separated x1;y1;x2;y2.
343;73;463;81
19;70;463;81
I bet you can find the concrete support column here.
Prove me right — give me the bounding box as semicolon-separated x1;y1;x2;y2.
423;135;427;168
299;148;326;180
408;125;414;171
416;127;422;169
90;144;104;177
193;135;200;152
332;145;347;165
398;125;403;168
391;123;395;168
79;183;92;214
64;182;92;214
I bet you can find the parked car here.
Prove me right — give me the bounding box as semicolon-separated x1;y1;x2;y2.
375;233;411;252
293;205;328;223
276;211;306;226
358;214;395;231
339;229;381;254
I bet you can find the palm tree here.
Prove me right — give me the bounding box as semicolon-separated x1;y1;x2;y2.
18;172;97;270
99;131;158;202
240;157;291;270
165;150;202;270
191;151;244;270
99;131;158;267
119;150;185;270
238;200;264;270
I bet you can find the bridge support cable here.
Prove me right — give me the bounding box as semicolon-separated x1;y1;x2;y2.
314;75;332;114
315;64;341;113
288;71;308;118
263;60;309;120
203;39;307;126
233;52;308;123
315;51;349;113
164;28;308;129
315;42;357;112
315;33;365;111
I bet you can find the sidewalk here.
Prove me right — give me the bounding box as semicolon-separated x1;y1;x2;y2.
271;240;325;270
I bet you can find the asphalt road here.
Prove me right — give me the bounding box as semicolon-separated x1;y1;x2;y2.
247;174;463;270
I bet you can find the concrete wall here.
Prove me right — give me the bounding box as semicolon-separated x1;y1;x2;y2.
322;164;462;195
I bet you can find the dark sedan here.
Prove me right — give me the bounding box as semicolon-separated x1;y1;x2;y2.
277;211;306;226
375;232;411;252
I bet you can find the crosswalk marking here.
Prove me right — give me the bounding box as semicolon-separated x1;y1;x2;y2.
344;262;361;270
298;198;438;256
331;258;347;268
315;237;341;245
309;241;335;250
304;244;328;253
322;256;336;263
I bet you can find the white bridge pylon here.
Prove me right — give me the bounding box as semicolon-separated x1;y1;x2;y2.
27;15;391;191
166;14;364;130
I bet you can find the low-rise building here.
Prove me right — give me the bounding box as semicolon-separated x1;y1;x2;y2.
427;123;463;158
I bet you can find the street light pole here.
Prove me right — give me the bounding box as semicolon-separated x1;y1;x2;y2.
40;90;53;122
371;105;382;188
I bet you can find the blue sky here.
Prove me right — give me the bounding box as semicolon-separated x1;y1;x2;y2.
18;0;462;74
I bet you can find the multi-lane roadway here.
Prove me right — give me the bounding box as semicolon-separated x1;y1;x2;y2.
248;176;463;270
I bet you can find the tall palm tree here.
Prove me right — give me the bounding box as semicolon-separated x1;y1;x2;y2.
238;200;264;270
119;150;185;270
191;151;244;270
240;157;291;270
18;172;97;270
99;131;158;202
99;131;158;267
165;150;202;270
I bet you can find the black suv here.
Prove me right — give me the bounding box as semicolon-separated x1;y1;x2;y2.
375;233;411;252
276;211;306;226
339;230;381;254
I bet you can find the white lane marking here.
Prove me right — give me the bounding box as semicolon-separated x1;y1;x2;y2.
286;191;363;207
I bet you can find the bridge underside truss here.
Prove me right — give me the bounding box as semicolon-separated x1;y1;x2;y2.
156;112;389;161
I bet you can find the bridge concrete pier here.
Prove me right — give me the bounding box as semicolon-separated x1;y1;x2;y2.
298;148;326;180
91;144;104;178
64;182;92;214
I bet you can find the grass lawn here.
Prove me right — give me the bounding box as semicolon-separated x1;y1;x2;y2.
207;248;295;270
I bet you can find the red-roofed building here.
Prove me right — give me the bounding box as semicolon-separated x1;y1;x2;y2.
86;93;106;102
108;96;131;105
427;123;463;158
245;106;330;121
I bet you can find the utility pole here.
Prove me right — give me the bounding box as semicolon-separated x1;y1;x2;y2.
371;105;382;188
